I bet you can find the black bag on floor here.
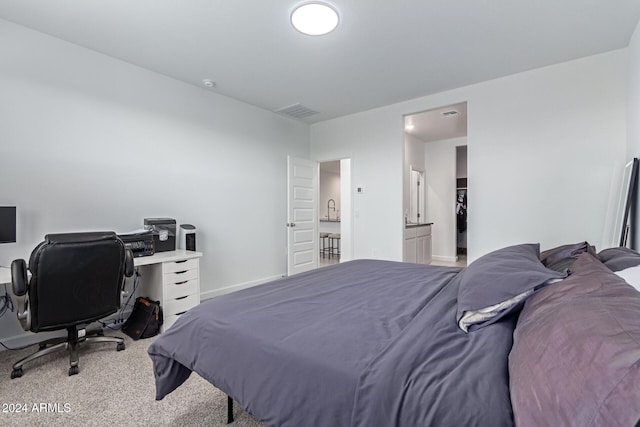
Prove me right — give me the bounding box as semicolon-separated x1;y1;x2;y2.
122;296;163;340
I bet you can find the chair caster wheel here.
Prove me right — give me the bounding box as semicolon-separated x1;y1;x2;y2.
117;342;125;351
68;366;79;376
11;368;23;379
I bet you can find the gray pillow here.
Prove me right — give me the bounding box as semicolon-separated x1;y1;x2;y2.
540;241;596;272
456;243;567;332
597;246;640;272
509;253;640;426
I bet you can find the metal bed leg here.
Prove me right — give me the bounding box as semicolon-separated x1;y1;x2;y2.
227;395;234;424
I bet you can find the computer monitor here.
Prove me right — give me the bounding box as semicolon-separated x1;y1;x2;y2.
0;206;16;243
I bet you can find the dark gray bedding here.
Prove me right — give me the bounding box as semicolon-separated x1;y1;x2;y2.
351;271;516;426
148;258;522;426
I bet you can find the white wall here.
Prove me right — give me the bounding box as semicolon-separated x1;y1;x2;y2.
0;20;309;342
311;49;627;261
311;109;404;260
425;137;467;262
628;20;640;159
339;159;352;261
628;20;640;245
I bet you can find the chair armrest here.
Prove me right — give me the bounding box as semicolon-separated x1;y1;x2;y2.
11;259;28;296
124;248;134;278
11;259;31;331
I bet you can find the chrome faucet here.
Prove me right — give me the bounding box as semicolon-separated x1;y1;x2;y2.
327;199;336;220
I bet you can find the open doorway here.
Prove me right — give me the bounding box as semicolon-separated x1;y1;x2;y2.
403;102;468;267
456;146;468;260
287;157;352;275
319;159;352;268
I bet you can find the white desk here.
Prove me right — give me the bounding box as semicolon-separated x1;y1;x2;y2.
0;266;10;285
134;250;203;332
134;249;202;267
0;250;204;333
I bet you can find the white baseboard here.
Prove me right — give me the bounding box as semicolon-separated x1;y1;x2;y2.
432;255;459;263
200;274;284;301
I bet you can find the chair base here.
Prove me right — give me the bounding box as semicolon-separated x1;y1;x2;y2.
11;326;125;378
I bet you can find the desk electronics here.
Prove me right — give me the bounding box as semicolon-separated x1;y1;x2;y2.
178;224;196;251
118;230;154;258
144;218;176;253
0;206;16;243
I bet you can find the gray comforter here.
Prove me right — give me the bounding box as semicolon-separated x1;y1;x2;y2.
148;259;516;426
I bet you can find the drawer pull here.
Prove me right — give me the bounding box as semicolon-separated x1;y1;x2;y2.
175;270;188;274
175;311;187;316
175;296;188;300
175;260;188;264
175;280;189;285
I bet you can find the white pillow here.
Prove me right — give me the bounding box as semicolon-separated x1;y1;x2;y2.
614;264;640;292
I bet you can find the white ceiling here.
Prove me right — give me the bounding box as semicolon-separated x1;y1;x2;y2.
405;102;467;143
1;1;639;123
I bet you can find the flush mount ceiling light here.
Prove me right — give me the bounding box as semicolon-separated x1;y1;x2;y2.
291;2;339;36
202;79;217;88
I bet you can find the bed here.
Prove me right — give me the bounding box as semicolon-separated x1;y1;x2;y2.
148;243;640;426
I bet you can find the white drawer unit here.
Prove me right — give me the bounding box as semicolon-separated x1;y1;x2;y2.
404;224;432;264
164;293;199;316
164;276;198;300
135;250;203;333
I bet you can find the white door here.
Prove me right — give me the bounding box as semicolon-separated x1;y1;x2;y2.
287;156;319;275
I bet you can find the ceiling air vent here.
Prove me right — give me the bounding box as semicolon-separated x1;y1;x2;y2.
275;103;319;119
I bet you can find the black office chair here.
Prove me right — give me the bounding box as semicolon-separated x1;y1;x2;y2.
10;231;134;378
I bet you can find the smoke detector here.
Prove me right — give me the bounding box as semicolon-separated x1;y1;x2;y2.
202;79;217;88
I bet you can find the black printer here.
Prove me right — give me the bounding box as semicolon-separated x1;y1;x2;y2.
143;218;176;253
118;230;155;258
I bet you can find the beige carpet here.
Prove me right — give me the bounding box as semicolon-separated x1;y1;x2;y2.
0;332;266;427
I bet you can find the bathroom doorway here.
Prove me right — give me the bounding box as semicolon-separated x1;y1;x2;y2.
403;102;468;267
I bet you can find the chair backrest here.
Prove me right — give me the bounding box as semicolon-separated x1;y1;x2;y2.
27;232;128;332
